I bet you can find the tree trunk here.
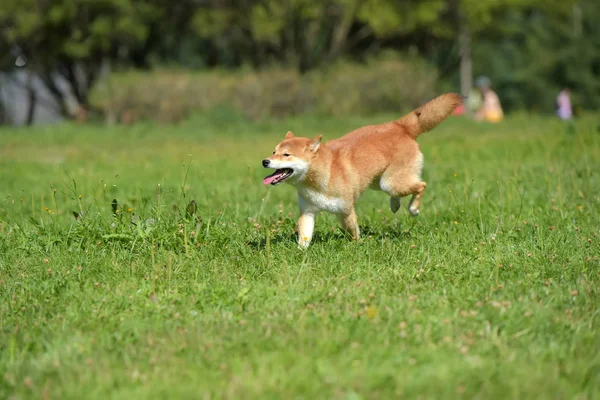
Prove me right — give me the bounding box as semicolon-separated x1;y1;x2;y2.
0;77;7;125
459;20;472;99
41;72;72;118
327;0;360;61
573;2;582;37
26;73;37;125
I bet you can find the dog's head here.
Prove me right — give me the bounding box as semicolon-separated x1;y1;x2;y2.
262;131;322;186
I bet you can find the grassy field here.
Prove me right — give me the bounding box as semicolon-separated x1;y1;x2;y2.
1;111;599;399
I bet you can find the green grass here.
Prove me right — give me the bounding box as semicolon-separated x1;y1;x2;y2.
1;112;599;399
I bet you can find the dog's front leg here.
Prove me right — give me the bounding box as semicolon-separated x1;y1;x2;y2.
297;213;315;249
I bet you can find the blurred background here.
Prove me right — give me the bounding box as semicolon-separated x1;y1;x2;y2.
0;0;598;126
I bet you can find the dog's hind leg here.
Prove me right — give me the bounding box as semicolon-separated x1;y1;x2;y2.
381;176;427;216
338;208;360;240
407;181;426;216
380;152;426;216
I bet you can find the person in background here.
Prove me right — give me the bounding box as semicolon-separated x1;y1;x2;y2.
474;76;504;123
556;88;573;120
466;87;482;116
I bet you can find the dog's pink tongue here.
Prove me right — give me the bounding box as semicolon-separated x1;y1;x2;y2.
263;170;283;185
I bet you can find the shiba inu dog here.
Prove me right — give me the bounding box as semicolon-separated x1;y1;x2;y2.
262;93;462;249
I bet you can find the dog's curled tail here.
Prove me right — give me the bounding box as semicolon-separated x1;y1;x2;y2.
398;93;463;139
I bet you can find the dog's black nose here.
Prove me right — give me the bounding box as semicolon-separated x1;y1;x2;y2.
262;159;270;167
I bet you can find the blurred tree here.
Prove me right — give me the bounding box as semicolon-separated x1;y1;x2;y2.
190;0;469;71
191;0;404;71
356;0;552;98
472;0;599;112
451;0;541;97
1;0;597;123
127;0;202;69
0;0;158;120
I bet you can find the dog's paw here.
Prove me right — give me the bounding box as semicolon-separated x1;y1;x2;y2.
409;207;420;216
298;238;311;250
390;197;400;213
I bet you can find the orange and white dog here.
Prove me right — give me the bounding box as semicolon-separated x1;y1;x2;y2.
262;93;462;249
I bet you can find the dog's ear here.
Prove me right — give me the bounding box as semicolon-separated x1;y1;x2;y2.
285;131;295;139
308;134;322;153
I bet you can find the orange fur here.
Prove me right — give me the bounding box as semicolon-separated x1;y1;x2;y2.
262;93;462;248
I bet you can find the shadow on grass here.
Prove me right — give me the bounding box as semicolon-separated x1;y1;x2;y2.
246;224;414;250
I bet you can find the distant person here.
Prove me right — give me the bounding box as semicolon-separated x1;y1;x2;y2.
474;76;504;123
556;88;573;120
466;87;483;115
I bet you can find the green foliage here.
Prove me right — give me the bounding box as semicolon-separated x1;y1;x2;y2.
0;0;156;61
0;116;599;398
470;0;600;112
91;55;438;123
312;53;438;116
0;0;160;116
190;0;366;71
357;0;446;37
150;0;600;113
2;0;599;121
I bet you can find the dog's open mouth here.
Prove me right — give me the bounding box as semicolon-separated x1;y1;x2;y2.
263;168;293;185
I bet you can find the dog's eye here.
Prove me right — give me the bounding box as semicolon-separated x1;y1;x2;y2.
283;153;290;157
272;151;275;155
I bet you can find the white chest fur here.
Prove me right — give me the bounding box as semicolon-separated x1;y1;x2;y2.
297;187;349;214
